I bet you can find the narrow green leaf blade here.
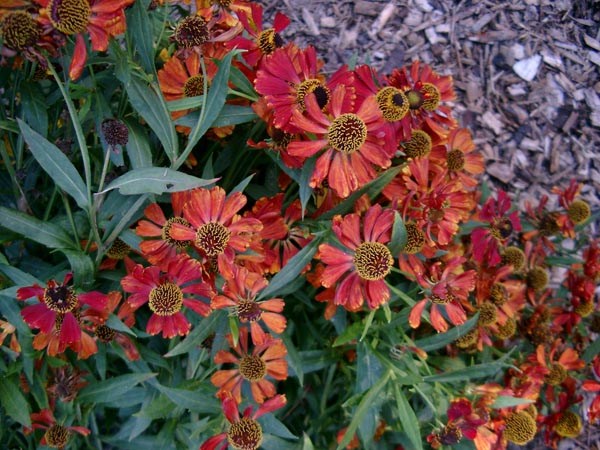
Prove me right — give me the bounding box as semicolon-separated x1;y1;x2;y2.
99;167;218;196
155;385;220;413
18;119;88;209
125;120;153;169
127;0;154;73
388;212;407;255
0;375;31;427
78;373;156;404
393;383;423;450
61;249;95;290
164;312;221;357
0;207;74;249
21;82;48;137
413;313;479;352
491;396;534;409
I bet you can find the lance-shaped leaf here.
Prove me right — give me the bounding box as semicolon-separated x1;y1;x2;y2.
98;167;218;196
393;383;423;450
0;375;31;427
0;207;74;249
78;373;156;404
18;119;88;209
388;211;407;255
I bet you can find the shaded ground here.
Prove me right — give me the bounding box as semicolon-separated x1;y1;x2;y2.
262;0;600;448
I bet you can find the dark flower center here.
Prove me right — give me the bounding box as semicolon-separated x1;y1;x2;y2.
353;242;393;281
327;113;367;154
567;199;591;224
43;285;78;314
101;119;129;147
256;28;283;55
148;282;183;316
106;238;131;260
227;417;263;450
296;79;329;111
183;74;205;97
174;16;209;48
447;149;465;171
0;11;40;50
162;216;192;249
48;0;91;35
45;424;70;448
403;222;425;254
490;217;513;240
376;86;409;121
403;130;432;158
195;222;231;257
95;324;116;343
236;299;262;322
420;83;441;111
239;355;267;381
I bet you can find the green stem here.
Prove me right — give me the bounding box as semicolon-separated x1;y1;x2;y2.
61;193;80;246
0;139;21;202
228;88;258;102
43;186;59;222
96;148;112;194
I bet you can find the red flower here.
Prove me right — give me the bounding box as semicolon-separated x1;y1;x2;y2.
36;0;134;79
552;179;591;238
471;190;521;267
121;255;213;338
24;408;90;448
168;186;263;270
228;2;290;67
211;263;286;345
17;273;107;359
200;393;287;450
211;328;288;404
288;85;389;198
400;255;476;332
317;204;395;311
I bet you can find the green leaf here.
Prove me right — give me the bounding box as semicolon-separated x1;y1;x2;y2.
491;396;534;409
424;360;508;383
229;64;256;97
299;156;315;218
300;433;315;450
332;321;363;347
175;51;234;168
229;173;254;195
356;341;384;393
258;236;321;300
0;264;41;286
388;212;407;255
78;373;156;404
62;249;95;290
281;331;304;386
106;314;137;337
18;119;88;209
393;383;423;450
336;370;391;450
126;76;178;163
212;104;258;127
321;166;401;220
127;0;154;73
0;375;31;427
259;414;298;440
125;120;153;169
164;312;222;357
155;385;220;413
21;82;48;137
359;310;376;342
0;207;74;249
98;167;218;196
583;336;600;363
229;315;240;348
413;313;479;352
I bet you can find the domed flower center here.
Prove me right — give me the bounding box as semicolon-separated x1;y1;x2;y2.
447;149;465;171
271;127;293;150
420;83;442;111
504;411;536;446
214;0;233;7
162;216;192;249
495;317;517;339
296;79;330;110
174;16;209;48
555;411;582;438
184;74;205;97
489;283;508;306
95;324;116;343
501;246;525;271
195;222;231;257
239;355;267;381
567;199;591;224
539;212;559;236
575;300;594;317
48;0;91;35
101;119;129;147
43;285;78;314
403;129;432;158
376;86;409;121
327;113;367;154
430;293;454;305
544;362;567;386
490;217;513;240
406;89;424;109
106;238;131;260
227;417;263;450
1;11;40;50
353;242;393;281
236;299;262;322
403;222;425;254
477;302;497;326
526;266;548;292
455;328;478;349
45;424;70;448
148;282;183;316
256;28;283;55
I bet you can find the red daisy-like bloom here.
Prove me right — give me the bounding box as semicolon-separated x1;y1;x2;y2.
200;393;287;450
17;273;108;359
317;204;395;311
471;190;521;267
168;186;263;269
552;179;591;238
400;255;476;332
211;328;288;404
255;43;353;132
24;408;90;448
36;0;134;80
120;255;213;339
387;60;457;139
288;85;389;198
136;190;194;267
211;263;286;345
227;2;290;68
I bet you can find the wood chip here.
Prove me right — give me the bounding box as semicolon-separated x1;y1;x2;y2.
481;111;504;135
589;51;600;68
584;34;600;51
354;1;381;17
487;162;514;184
513;55;542;82
301;8;320;36
370;2;396;37
414;0;434;13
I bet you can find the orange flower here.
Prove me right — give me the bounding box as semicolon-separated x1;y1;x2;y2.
36;0;134;79
211;328;287;404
